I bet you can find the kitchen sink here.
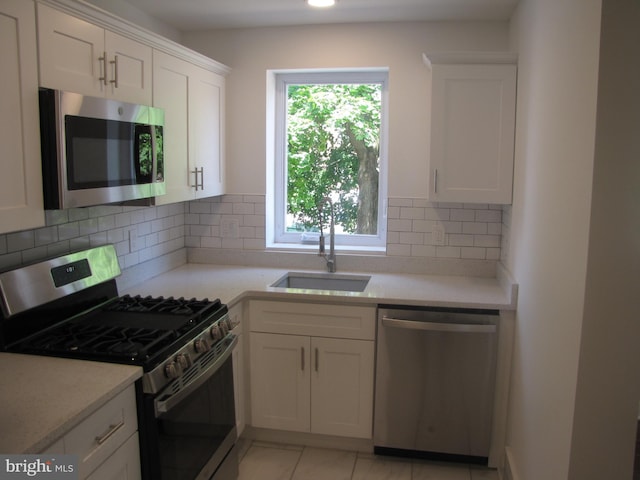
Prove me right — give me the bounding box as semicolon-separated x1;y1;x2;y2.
270;272;370;292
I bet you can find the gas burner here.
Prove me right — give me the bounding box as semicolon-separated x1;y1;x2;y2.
106;295;217;317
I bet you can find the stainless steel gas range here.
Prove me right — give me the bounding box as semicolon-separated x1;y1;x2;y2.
0;245;238;480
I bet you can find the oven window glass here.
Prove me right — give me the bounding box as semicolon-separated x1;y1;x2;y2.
155;357;236;480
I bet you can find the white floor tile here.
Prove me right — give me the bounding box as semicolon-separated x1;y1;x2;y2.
352;454;412;480
412;460;471;480
238;444;302;480
291;447;357;480
470;467;499;480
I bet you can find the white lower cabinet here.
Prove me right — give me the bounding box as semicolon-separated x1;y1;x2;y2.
249;301;375;439
41;384;140;480
85;433;141;480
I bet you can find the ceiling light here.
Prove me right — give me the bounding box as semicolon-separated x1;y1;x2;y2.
307;0;336;8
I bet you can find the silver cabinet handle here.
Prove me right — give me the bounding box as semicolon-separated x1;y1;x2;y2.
98;52;107;86
382;316;496;333
95;420;124;445
109;55;119;88
191;167;204;190
301;347;305;371
433;168;438;194
315;348;319;372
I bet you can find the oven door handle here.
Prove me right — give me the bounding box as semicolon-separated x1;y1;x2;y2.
154;334;238;417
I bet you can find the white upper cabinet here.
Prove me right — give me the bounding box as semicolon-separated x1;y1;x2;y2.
37;3;152;105
152;51;192;204
0;0;45;234
153;51;226;204
190;67;225;198
424;53;517;204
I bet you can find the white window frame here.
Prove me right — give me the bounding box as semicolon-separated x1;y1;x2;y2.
267;69;389;251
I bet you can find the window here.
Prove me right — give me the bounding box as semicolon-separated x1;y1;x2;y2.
269;69;388;250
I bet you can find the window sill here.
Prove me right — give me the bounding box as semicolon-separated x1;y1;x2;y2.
266;242;386;255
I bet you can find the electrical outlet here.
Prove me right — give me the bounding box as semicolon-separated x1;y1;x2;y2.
432;222;446;245
128;227;138;251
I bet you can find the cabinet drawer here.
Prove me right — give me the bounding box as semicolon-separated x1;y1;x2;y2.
65;385;138;479
249;301;375;340
85;432;141;480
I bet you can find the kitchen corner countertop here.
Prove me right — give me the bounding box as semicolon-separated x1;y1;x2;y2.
124;264;517;310
0;353;142;454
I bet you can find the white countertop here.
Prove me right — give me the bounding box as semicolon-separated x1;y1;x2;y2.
124;264;516;310
0;264;513;455
0;353;142;454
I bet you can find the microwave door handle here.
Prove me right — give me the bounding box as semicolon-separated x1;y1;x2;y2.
150;125;158;182
134;124;155;183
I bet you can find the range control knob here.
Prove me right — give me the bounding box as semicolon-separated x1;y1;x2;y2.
175;353;192;370
220;321;229;336
164;361;179;379
209;324;222;341
194;337;211;353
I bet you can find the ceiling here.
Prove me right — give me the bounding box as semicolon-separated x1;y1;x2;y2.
120;0;520;31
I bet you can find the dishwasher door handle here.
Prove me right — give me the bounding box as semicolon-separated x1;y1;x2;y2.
381;316;496;333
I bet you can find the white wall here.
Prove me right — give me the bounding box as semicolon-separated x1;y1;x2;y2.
504;0;619;478
567;1;640;478
84;0;182;42
183;22;509;196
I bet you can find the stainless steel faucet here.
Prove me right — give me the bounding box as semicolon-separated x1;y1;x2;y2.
318;197;336;273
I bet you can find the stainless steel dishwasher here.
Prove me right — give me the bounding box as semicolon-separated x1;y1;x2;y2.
374;305;498;465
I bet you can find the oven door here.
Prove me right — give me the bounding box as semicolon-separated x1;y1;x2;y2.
140;336;238;480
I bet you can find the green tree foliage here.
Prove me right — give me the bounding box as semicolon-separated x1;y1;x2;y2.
286;83;381;235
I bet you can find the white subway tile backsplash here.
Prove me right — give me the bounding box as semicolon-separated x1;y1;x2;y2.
462;222;488;235
388;219;412;232
7;231;35;252
189;201;212;214
181;195;504;267
0;195;505;275
58;222;80;241
0;203;186;273
436;246;461;258
400;207;424;220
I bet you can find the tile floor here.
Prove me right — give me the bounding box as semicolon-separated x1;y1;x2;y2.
237;439;500;480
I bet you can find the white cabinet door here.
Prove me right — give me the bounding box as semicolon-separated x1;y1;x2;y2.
250;333;310;432
38;3;104;96
153;51;225;205
38;4;151;105
311;337;374;439
190;68;225;198
152;51;192;204
428;63;516;204
104;31;152;104
85;432;141;480
0;0;45;234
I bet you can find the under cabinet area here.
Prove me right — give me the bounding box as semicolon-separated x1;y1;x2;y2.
424;53;517;204
248;301;375;439
37;3;152;105
0;0;45;234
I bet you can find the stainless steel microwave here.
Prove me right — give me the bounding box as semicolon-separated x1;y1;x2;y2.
39;88;165;209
